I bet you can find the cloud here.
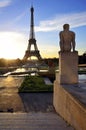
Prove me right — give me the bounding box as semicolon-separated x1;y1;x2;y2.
11;10;27;23
0;0;12;8
35;12;86;32
5;8;28;27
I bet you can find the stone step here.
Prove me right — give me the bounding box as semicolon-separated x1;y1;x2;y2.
0;112;74;130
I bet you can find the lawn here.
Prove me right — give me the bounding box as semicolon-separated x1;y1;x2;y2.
18;76;53;93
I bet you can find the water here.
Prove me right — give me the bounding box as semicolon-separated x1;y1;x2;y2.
2;67;38;77
14;67;37;72
44;77;53;85
9;68;49;76
79;74;86;80
1;67;86;81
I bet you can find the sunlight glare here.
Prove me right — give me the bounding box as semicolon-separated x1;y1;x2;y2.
0;32;27;59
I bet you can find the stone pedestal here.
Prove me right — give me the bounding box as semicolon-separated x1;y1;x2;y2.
56;51;78;84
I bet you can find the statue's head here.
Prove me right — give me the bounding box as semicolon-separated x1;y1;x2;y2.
63;24;69;30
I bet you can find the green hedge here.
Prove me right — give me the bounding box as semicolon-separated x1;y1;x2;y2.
78;70;86;74
18;76;53;92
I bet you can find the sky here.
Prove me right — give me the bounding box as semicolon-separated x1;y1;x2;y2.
0;0;86;59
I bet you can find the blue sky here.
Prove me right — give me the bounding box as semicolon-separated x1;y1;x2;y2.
0;0;86;59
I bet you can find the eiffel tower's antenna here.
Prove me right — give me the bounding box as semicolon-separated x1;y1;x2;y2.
29;5;35;39
31;0;33;6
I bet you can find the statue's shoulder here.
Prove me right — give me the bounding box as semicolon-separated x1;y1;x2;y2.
59;31;63;35
69;30;75;35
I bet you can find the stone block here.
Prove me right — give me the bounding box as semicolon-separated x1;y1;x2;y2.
57;51;78;84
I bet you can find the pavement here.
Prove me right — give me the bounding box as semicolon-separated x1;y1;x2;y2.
0;76;25;112
0;76;74;130
0;76;55;112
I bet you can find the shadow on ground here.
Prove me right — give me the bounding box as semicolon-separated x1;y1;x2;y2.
19;92;55;113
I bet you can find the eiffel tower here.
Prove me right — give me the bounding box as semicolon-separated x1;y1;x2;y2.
23;6;42;61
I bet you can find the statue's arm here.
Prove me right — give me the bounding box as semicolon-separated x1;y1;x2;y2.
59;32;64;51
72;33;76;52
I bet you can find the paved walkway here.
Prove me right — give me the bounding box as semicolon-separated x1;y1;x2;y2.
0;76;74;129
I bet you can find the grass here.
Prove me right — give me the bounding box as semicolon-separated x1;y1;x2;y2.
18;76;53;93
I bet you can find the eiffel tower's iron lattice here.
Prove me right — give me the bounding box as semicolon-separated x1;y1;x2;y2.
23;6;42;61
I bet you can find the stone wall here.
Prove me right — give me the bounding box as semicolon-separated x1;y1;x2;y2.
53;81;86;130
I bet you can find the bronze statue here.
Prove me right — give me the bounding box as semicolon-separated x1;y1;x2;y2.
59;24;76;52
